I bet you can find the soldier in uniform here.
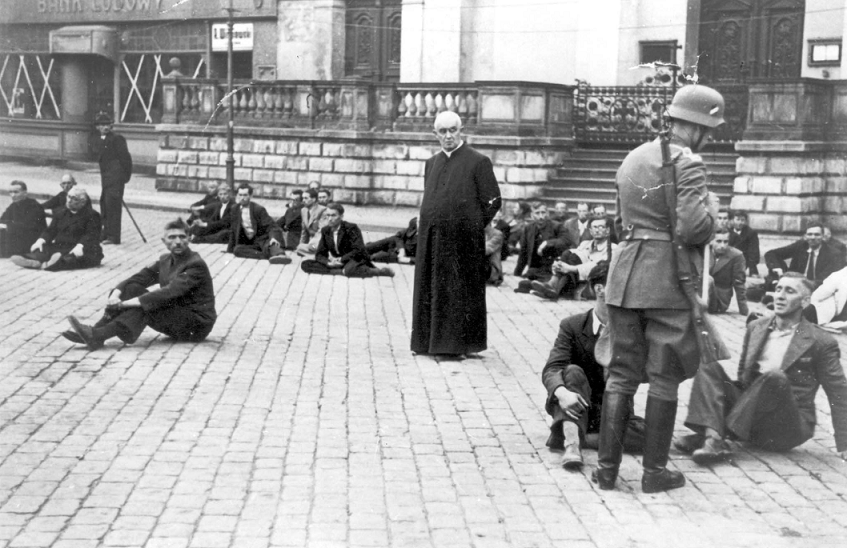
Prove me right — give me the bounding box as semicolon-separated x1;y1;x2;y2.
594;85;724;493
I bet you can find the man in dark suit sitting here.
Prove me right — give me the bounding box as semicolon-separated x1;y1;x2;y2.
366;217;418;264
278;190;304;250
63;218;217;350
514;202;574;293
729;211;760;276
675;273;847;463
0;180;46;258
227;183;290;264
41;173;77;215
11;187;103;271
301;203;394;278
189;184;235;244
764;223;845;290
541;262;644;470
562;201;592;245
707;228;748;315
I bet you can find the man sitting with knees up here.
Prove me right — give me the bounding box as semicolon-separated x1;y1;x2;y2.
541;262;645;470
63;218;216;350
300;203;394;278
675;272;847;463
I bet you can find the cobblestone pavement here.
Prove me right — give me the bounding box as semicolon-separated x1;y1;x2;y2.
2;201;847;548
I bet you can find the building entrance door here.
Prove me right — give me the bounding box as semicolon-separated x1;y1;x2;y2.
344;0;402;82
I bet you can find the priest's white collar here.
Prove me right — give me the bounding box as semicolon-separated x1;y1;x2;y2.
442;141;464;158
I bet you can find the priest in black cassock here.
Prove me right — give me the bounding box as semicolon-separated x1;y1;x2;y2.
411;111;501;358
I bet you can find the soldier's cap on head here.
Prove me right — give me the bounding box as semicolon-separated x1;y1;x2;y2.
94;111;112;125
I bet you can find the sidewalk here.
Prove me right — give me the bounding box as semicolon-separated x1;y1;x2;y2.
0;160;417;236
1;201;847;548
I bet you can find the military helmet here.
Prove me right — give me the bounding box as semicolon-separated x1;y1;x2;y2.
667;85;725;128
94;111;113;125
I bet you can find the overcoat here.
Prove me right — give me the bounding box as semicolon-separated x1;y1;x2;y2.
0;197;46;256
41;203;103;259
411;144;501;355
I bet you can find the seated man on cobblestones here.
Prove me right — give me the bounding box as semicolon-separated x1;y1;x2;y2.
301;203;394;278
485;218;504;285
541;262;644;470
189;180;220;215
41;173;77;215
365;217;418;264
278;189;303;249
63;218;217;350
188;184;235;244
317;188;332;207
532;216;616;301
228;183;291;264
11;188;103;271
297;189;327;257
0;180;46;258
707;227;748;316
513;202;574;293
675;273;847;464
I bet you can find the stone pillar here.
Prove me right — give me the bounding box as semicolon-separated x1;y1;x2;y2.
59;56;91;160
277;0;345;80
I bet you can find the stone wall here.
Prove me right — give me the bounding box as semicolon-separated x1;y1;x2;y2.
732;143;847;234
155;125;571;207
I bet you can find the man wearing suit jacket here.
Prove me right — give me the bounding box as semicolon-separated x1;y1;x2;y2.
729;211;760;275
300;203;393;278
764;223;845;290
513;202;574;292
562;202;592;245
11;188;103;271
541;263;644;470
278;190;304;249
675;273;847;463
227;184;290;264
708;228;748;315
297;189;327;255
93;112;132;245
63;219;217;350
0;180;46;258
41;174;77;215
189;185;235;244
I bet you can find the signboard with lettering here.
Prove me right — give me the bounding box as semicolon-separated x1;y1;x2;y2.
211;23;254;52
0;0;275;24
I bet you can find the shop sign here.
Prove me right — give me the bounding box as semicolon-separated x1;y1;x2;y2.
211;23;254;52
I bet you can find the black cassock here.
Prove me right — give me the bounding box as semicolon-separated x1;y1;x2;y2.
411;144;501;355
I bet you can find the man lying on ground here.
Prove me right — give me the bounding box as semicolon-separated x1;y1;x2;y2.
64;218;217;350
366;217;418;264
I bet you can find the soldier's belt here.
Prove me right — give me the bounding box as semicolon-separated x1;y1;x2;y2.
627;227;672;241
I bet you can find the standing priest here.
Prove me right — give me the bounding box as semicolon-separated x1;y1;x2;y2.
411;111;501;359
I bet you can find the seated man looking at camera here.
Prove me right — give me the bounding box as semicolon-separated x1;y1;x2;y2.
63;219;217;350
300;203;394;278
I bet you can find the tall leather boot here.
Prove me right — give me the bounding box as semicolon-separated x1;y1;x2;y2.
593;392;631;490
641;397;686;494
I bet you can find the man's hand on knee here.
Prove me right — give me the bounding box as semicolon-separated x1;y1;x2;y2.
554;387;587;421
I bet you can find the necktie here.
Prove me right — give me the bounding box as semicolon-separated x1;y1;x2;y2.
805;250;816;280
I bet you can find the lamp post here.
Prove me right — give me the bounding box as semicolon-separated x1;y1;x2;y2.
223;0;235;189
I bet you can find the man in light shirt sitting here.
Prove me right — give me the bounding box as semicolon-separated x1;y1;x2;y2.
675;272;847;463
227;183;290;264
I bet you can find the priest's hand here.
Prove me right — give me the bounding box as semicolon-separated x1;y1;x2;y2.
31;238;45;252
70;244;84;258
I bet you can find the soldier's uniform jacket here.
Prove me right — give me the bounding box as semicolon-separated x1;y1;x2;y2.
606;138;714;310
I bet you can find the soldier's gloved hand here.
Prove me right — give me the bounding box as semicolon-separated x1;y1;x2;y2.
31;238;45;252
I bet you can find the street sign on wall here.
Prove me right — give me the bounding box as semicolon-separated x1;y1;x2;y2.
211;23;254;52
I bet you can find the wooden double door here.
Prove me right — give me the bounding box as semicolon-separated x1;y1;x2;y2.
345;0;402;82
698;0;805;83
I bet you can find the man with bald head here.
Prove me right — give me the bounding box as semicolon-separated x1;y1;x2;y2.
411;111;501;359
42;174;77;215
11;187;103;271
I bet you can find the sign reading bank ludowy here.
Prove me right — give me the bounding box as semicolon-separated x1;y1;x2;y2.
0;0;275;23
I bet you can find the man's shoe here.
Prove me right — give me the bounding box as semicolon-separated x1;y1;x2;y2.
642;468;686;494
530;280;559;300
692;437;731;465
673;433;705;455
42;252;63;271
67;316;104;350
377;267;395;277
101;239;116;246
61;330;85;344
10;255;43;269
268;255;292;265
562;443;584;471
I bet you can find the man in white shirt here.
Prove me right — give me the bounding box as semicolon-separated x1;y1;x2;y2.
675;273;847;463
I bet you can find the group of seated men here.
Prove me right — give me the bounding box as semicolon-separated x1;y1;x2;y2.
1;176;104;271
184;181;394;278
